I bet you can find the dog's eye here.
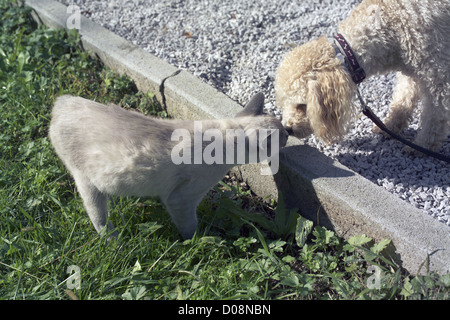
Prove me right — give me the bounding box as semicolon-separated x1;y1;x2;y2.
296;104;307;113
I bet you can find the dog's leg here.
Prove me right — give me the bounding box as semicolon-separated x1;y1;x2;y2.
373;72;420;135
408;91;449;152
73;172;117;238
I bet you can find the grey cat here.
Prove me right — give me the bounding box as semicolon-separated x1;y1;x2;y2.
49;93;288;239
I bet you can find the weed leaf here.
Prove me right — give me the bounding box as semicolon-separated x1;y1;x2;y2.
295;216;313;247
348;234;372;247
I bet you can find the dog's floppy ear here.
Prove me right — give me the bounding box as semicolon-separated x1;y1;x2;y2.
235;92;265;117
306;68;356;144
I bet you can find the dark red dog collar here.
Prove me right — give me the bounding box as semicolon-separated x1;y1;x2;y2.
333;34;366;84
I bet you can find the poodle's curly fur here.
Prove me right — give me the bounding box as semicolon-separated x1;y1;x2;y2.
275;0;450;152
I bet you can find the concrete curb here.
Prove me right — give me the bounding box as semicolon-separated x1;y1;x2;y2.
26;0;449;275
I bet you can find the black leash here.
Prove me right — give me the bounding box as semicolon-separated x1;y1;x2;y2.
334;34;450;164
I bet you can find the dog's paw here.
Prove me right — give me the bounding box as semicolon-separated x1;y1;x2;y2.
372;125;391;138
372;124;383;134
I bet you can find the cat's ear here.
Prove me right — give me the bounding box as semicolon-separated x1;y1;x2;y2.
235;92;264;117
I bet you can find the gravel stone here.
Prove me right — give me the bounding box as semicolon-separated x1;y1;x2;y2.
59;0;450;226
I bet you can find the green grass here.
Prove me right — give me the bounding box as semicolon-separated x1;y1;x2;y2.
1;0;449;300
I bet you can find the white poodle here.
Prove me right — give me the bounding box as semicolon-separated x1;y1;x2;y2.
275;0;450;152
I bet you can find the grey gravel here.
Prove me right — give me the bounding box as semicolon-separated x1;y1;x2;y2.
59;0;449;226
